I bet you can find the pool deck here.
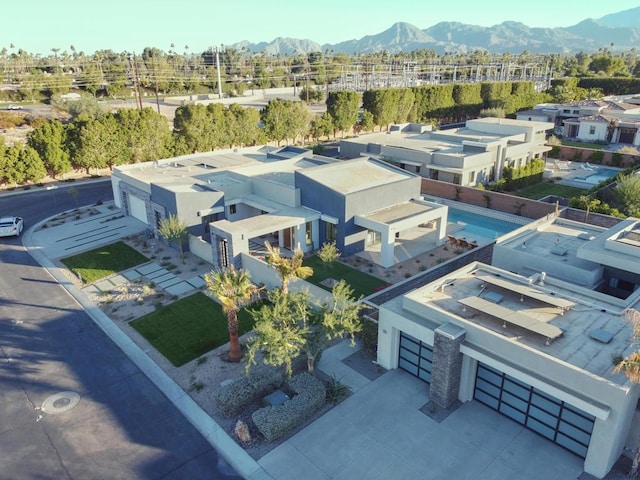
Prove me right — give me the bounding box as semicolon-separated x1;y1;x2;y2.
547;159;623;188
355;206;525;269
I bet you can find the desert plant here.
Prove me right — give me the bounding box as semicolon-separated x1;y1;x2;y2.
325;374;350;404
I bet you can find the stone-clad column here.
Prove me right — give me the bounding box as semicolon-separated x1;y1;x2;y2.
429;323;466;409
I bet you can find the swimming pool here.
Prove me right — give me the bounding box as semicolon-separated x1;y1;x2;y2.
448;208;522;242
575;167;620;185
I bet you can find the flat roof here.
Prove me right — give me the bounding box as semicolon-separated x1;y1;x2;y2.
499;219;605;275
113;147;333;188
298;157;416;194
392;262;634;384
360;200;437;225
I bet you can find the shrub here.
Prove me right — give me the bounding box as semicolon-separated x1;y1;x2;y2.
360;319;378;354
588;150;604;164
325;374;350;404
252;373;326;442
213;369;284;417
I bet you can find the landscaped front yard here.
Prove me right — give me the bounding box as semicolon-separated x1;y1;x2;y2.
61;241;149;283
130;292;258;366
303;255;389;298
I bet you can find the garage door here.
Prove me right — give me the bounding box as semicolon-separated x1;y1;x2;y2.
474;362;594;458
128;194;148;224
398;332;433;383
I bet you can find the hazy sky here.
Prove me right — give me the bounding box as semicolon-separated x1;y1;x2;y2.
2;0;638;55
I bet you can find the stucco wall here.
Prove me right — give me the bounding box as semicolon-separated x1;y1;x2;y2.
421;178;557;219
553;146;639;167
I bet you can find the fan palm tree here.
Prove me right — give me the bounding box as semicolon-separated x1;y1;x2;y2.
264;241;313;294
205;266;259;362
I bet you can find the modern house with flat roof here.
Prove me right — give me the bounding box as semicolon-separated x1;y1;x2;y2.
111;145;449;269
339;117;553;187
376;215;640;478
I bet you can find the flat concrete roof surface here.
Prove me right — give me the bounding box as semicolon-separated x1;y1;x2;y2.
298;157;415;194
360;200;440;225
400;262;634;383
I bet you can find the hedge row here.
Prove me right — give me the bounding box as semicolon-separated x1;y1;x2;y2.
252;373;326;442
213;369;284;418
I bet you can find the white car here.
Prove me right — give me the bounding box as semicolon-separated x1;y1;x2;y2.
0;216;24;237
7;104;23;110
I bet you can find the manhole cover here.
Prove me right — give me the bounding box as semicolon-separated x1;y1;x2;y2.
41;391;80;415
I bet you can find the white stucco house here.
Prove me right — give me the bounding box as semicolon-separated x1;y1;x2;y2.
375;215;640;478
516;97;640;146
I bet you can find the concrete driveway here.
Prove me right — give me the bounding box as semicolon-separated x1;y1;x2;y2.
259;356;587;480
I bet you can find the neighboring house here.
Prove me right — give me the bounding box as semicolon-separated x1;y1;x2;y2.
375;215;640;478
516;97;640;146
111;145;449;269
340;117;553;187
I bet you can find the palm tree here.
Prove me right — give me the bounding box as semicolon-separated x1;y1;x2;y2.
264;241;313;294
205;266;259;362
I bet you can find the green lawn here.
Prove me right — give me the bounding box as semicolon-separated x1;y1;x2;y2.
561;140;604;150
514;183;587;200
304;255;389;298
131;292;258;366
61;241;149;283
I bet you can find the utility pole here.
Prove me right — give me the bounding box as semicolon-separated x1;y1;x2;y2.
131;53;143;110
306;58;310;103
215;46;223;99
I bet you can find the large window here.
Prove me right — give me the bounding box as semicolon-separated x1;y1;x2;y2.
325;222;336;243
305;221;313;246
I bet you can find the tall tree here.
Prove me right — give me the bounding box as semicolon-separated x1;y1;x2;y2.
261;99;290;146
115;107;172;163
326;91;360;138
205;266;259;362
27;119;71;178
71;114;126;173
19;145;46;183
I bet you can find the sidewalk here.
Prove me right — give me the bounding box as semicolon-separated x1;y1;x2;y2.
24;207;271;480
23;206;375;480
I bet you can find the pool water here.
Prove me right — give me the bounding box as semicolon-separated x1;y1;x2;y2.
448;208;521;242
576;167;619;185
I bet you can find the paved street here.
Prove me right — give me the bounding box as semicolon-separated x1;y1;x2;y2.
0;184;240;479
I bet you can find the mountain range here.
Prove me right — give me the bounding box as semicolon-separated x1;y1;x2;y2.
231;6;640;56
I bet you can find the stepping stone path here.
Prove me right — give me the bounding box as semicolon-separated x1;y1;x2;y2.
87;261;208;298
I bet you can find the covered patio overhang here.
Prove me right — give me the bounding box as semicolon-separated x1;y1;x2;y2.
354;199;448;268
209;206;320;267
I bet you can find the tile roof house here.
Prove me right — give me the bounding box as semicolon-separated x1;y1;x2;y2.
516;96;640;146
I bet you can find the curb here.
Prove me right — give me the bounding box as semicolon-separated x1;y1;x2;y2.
23;215;272;480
